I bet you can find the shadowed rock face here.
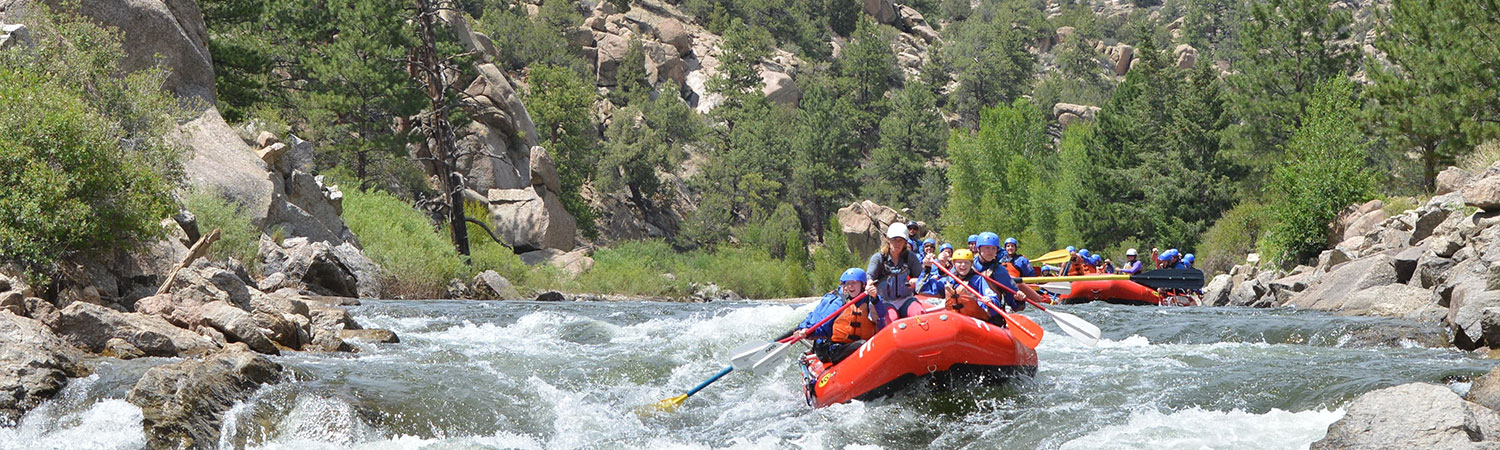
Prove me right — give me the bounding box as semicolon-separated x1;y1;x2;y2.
0;311;88;424
126;345;283;449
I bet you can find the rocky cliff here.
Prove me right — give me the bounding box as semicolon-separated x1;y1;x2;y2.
1204;162;1500;352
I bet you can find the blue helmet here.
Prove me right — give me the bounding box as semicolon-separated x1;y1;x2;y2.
1157;250;1173;261
1079;249;1092;258
939;243;954;253
967;234;979;244
1184;253;1195;263
1004;237;1019;246
840;268;867;284
1066;246;1077;253
1090;255;1102;265
978;232;1001;248
1164;249;1180;259
922;239;936;247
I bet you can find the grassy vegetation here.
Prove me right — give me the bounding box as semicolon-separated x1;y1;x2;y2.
183;190;263;275
340;187;842;299
1198;201;1268;275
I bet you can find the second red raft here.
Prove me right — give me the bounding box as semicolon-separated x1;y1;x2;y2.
1057;279;1197;306
798;311;1040;408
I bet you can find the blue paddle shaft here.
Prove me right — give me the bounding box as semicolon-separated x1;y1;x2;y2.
684;366;734;397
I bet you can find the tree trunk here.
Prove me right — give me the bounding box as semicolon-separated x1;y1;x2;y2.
412;0;470;261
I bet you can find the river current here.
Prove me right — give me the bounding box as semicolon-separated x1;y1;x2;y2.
3;300;1496;449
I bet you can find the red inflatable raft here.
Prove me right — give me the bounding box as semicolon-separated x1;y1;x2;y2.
1058;280;1197;306
797;311;1040;408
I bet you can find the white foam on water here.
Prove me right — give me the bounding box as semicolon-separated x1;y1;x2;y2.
1059;407;1345;450
0;399;146;450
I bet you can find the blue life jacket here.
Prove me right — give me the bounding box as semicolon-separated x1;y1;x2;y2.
798;290;850;339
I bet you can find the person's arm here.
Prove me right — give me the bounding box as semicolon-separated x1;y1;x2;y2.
865;254;883;297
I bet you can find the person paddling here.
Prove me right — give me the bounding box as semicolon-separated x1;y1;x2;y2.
866;222;926;325
918;243;954;296
972;232;1026;312
1118;248;1143;274
791;268;872;364
999;237;1037;278
939;249;1012;323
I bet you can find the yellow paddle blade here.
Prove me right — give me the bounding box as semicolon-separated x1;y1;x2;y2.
1033;249;1072;266
636;394;689;416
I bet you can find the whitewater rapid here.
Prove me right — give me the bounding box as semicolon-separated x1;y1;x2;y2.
3;300;1494;449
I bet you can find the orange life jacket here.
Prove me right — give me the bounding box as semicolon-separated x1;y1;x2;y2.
1003;261;1023;278
1065;255;1086;276
830;299;877;343
945;289;990;321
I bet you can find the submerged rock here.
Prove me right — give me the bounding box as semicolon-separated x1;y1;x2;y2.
126;345;283;449
1312;383;1500;449
0;311;88;425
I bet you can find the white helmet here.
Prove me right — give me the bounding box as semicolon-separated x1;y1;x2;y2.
1126;248;1138;256
886;222;910;240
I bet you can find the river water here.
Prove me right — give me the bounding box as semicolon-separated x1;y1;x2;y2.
4;300;1497;449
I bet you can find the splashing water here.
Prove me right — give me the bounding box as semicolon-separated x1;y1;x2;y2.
4;301;1494;449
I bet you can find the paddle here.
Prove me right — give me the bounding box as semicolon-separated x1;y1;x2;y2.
1032;249;1072;266
1018;268;1206;290
975;271;1101;347
647;293;871;412
932;263;1043;348
731;292;870;375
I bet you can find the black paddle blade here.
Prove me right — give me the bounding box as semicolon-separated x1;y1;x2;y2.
1131;268;1205;290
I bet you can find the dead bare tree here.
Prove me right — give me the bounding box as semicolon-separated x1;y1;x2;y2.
407;0;471;261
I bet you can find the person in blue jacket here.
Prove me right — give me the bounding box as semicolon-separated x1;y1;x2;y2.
1180;253;1195;269
791;267;870;362
998;237;1037;278
792;268;867;341
970;232;1026;312
966;234;980;253
918;243;954;295
938;249;1020;323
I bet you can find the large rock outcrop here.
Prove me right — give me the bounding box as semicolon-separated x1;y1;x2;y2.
0;311;87;424
836;200;904;259
1312;383;1500;449
23;0;215;107
126;345;283;449
487;186;578;253
46;302;218;357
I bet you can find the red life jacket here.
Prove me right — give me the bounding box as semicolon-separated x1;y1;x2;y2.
830;299;877;343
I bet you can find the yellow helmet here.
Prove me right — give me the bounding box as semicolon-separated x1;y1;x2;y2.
951;249;974;261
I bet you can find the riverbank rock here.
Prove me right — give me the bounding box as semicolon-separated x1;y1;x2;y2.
1311;383;1500;449
200;301;278;355
473;270;522;299
126;345;283;449
46;302;217;357
1284;254;1397;310
260;237;380;298
0;311;88;425
339;328;399;343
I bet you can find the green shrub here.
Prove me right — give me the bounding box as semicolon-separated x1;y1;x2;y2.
1264;79;1374;264
342;189;467;298
1198;201;1267;275
184;190;262;274
0;9;185;280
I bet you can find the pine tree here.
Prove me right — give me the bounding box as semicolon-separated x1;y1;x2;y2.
862;84;949;210
1368;0;1500;191
1227;0;1358;178
298;0;424;184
